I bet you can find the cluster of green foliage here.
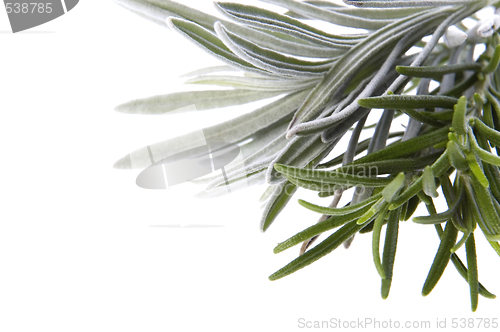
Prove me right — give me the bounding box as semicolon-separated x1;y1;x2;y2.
114;0;500;310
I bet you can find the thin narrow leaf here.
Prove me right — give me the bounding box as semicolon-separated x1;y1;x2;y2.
357;199;388;225
465;233;479;312
167;17;275;77
396;63;481;80
433;215;496;299
351;126;450;165
318;132;404;168
273;205;374;253
216;2;364;46
466;150;490;188
389;108;446;127
452;96;468;136
114;89;309;169
451;232;471;253
267;134;338;184
214;22;332;77
488;241;500;258
442;73;479;97
275;164;395;187
469;175;500;240
413;199;458;224
422;166;438;198
390;150;451;210
382;173;405;203
339;154;440;176
115;89;283;114
381;208;401;299
403;195;421;221
470;130;500;166
215;24;338;74
269;220;365;281
373;210;388;279
261;181;297;232
422;222;459;296
298;193;381;215
483;44;500;74
471;117;500;147
261;0;394;29
440;175;467;233
447;140;469;171
358;95;459;110
185;75;318;91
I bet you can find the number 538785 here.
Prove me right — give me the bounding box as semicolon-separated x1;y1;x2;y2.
5;3;52;14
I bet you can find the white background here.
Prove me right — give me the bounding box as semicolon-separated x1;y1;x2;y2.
1;1;500;331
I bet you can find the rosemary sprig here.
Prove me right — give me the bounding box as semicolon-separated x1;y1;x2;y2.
114;0;500;311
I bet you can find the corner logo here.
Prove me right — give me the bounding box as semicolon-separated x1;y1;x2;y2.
4;0;79;33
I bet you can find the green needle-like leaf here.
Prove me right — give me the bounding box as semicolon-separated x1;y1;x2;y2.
373;209;388;279
442;74;480;97
447;140;469;171
403;195;421;221
396;63;482;80
390;150;451;210
358;95;459;110
382;172;405;202
298;193;381;215
381;208;401;299
327;153;441;176
274;204;373;253
452;232;471;253
467;150;490;188
261;181;297;232
465;233;479;312
422;221;459;296
470;130;500;166
488;241;500;258
482;102;495;130
434;218;496;299
274;164;395;187
319;132;403;168
452;96;468;136
413;210;453;225
352;126;450;165
469;175;500;241
422;166;438;198
471;117;500;147
483;44;500;74
269;220;365;281
167;17;270;76
356;199;388;225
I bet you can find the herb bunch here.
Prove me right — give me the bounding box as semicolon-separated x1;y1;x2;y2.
114;0;500;310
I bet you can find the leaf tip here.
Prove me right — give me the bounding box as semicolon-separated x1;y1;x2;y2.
273;163;286;173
